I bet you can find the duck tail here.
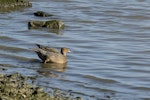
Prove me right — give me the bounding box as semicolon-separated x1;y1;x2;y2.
31;48;39;52
36;44;41;48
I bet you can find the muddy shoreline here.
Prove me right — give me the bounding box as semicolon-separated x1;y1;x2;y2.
0;71;82;100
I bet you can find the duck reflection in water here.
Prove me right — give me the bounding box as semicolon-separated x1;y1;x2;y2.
37;63;67;78
41;62;66;71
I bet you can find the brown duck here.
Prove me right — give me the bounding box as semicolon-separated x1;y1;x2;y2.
33;44;70;63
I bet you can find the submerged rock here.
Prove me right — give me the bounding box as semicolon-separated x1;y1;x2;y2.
45;20;65;29
28;21;46;28
28;20;65;30
34;11;53;17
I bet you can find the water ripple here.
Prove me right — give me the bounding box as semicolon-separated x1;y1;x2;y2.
0;0;150;99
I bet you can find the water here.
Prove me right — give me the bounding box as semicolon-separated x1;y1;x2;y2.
0;0;150;99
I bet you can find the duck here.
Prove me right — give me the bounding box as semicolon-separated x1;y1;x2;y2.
33;44;70;64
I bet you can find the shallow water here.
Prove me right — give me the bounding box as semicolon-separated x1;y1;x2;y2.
0;0;150;99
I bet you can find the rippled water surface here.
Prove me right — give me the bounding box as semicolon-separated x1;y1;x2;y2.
0;0;150;100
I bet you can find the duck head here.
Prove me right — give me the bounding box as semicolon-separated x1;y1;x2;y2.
61;48;70;56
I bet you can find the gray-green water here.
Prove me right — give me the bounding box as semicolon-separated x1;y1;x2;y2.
0;0;150;99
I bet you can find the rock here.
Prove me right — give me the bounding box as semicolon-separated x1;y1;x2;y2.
0;0;32;12
45;20;65;29
28;20;65;30
0;0;32;8
34;11;53;17
28;21;46;28
0;73;83;100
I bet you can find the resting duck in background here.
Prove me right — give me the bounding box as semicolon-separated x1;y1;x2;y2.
33;44;70;64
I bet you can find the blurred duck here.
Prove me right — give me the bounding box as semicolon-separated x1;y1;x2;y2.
33;44;70;64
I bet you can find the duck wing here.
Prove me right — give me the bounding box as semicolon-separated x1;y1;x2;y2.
36;44;60;53
32;48;48;62
33;48;66;63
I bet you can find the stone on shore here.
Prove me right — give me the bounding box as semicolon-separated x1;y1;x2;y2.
0;0;32;8
0;73;82;100
0;0;32;12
